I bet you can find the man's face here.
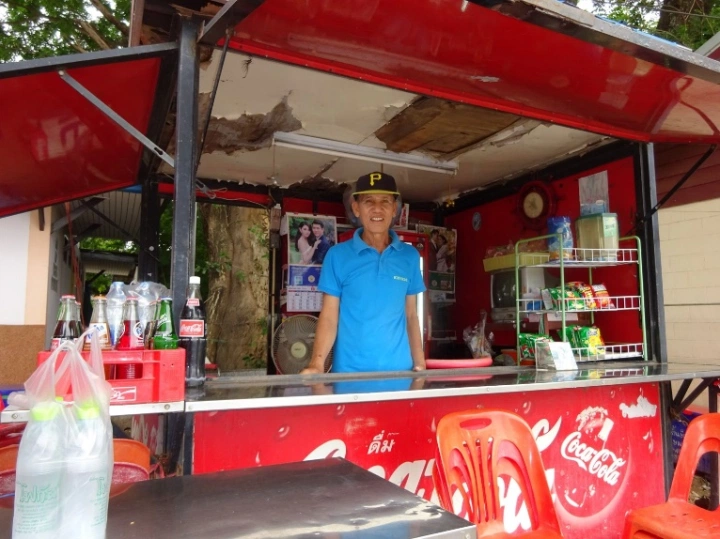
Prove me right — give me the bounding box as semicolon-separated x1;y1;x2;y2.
312;224;324;238
352;194;397;234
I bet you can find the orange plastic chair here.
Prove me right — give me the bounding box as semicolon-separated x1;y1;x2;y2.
623;413;720;539
434;409;563;538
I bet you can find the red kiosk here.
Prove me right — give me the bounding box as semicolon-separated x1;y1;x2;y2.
3;0;720;536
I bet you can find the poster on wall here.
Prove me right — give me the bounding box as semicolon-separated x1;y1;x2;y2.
393;203;410;230
286;213;337;267
417;225;456;298
285;213;337;313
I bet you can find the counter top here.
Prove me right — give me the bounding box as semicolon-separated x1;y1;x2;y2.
184;360;720;412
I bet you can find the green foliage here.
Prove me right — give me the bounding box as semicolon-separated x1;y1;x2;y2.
80;236;137;253
591;0;720;50
86;272;112;295
157;201;211;296
0;0;131;62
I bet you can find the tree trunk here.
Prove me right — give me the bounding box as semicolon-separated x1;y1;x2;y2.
200;204;269;371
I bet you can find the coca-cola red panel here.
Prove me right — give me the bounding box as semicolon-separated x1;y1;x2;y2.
193;383;663;538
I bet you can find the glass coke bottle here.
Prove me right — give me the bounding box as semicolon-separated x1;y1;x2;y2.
179;276;207;387
50;295;79;351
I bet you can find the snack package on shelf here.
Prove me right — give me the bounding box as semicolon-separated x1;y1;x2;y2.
560;326;580;349
517;239;547;253
546;287;585;311
484;242;515;258
575;326;606;356
566;281;598;309
558;325;605;357
519;333;553;360
591;284;615;309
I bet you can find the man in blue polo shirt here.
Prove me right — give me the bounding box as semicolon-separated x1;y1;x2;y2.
301;172;426;374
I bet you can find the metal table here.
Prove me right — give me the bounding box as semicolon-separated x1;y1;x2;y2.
0;459;476;539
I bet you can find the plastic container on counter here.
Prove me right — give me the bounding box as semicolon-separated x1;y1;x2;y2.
575;213;618;261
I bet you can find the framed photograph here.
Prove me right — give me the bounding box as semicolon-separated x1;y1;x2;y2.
286;213;337;267
393;203;410;230
417;225;457;293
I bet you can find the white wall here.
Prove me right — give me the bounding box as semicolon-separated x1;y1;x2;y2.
0;213;30;324
44;206;74;347
659;199;720;409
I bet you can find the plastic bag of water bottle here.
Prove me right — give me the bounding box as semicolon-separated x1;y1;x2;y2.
125;281;170;342
13;329;113;539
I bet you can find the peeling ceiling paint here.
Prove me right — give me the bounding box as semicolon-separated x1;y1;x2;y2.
185;50;608;202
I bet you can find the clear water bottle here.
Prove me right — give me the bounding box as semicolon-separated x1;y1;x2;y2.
105;282;126;347
13;401;65;539
60;401;112;539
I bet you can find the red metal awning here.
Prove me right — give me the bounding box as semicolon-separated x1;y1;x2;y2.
218;0;720;144
0;45;176;218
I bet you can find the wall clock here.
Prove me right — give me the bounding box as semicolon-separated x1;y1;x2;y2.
517;181;556;230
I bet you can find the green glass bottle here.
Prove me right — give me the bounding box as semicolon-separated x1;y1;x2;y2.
152;298;178;350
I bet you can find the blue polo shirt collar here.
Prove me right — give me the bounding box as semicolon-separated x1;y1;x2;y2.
351;228;403;254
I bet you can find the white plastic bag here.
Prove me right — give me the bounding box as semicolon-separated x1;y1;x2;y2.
14;330;113;539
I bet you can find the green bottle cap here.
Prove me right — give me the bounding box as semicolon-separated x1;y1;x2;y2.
30;401;62;421
75;401;100;420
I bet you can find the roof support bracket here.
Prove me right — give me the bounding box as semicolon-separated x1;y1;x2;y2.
57;69;176;169
637;143;716;228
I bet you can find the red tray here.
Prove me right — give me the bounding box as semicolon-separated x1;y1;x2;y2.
37;349;185;405
426;357;493;369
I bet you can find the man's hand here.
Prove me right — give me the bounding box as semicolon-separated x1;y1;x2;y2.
300;366;323;375
412;364;425;372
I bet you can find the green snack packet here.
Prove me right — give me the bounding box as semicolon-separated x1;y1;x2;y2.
519;333;554;360
559;326;579;350
574;326;606;357
563;288;586;311
547;288;562;310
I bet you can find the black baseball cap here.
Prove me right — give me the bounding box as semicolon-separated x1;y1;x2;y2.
354;172;400;198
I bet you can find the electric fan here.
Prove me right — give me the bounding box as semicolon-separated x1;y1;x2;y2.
271;315;333;374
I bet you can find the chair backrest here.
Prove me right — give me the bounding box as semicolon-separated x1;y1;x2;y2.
434;409;561;535
669;413;720;507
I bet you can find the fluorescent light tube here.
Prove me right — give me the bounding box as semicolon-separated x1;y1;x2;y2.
273;132;458;175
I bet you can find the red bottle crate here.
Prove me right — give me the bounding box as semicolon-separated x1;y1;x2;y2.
37;349;185;405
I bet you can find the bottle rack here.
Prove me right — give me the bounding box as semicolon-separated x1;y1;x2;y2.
514;235;646;363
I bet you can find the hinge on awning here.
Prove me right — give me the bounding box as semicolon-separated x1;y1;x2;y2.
57;69;176;169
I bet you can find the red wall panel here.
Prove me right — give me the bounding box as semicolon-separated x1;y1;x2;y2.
444;157;641;348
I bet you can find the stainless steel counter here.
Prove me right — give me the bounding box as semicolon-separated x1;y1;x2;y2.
0;458;476;539
185;360;720;412
0;401;184;424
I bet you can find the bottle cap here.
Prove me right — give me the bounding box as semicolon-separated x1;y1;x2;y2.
189;276;201;285
75;401;100;420
30;401;62;422
161;297;173;302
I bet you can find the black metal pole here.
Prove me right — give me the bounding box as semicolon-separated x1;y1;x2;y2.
171;18;200;324
635;142;674;497
634;143;667;364
138;180;160;281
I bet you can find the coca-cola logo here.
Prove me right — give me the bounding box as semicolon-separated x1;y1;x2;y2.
179;320;204;337
111;386;137;402
560;431;626;486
